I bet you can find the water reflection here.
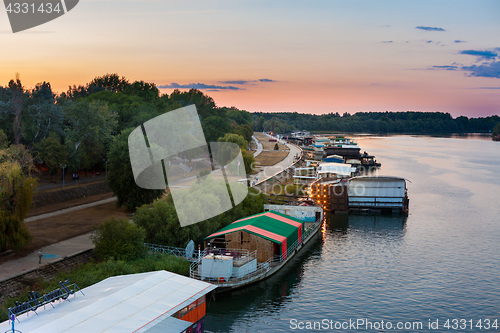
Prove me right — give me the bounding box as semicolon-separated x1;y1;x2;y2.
205;234;322;333
328;213;407;235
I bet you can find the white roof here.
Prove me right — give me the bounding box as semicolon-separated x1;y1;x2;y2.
349;176;409;182
317;162;357;177
0;270;216;333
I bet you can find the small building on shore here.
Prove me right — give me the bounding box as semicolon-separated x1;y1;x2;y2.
0;270;216;333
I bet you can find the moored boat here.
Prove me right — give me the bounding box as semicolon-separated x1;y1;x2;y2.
189;205;323;293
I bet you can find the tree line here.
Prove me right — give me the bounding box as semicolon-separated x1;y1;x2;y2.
252;111;500;135
0;73;255;251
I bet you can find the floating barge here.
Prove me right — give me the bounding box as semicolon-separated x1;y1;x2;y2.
189;205;323;293
308;176;410;215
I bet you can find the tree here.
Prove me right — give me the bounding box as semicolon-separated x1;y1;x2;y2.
88;74;130;93
218;133;254;173
134;188;267;247
91;217;146;261
0;130;8;149
218;133;248;150
38;133;68;179
8;74;25;145
20;81;64;147
107;128;164;211
63;100;117;171
492;122;500;141
231;123;253;143
169;89;220;119
0;145;37;251
22;102;64;146
86;90;154;131
124;80;160;102
201;116;230;142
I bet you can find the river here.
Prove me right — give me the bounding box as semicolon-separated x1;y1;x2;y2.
205;135;500;332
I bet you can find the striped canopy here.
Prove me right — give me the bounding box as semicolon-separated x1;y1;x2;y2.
204;211;305;259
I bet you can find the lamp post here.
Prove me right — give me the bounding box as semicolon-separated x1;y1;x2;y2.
104;159;108;180
60;164;66;188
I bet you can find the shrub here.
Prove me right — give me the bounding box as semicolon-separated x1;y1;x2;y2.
92;218;146;261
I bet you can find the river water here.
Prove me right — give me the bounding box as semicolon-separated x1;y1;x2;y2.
205;135;500;332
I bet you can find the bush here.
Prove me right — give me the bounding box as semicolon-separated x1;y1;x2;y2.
134;188;268;247
92;218;146;261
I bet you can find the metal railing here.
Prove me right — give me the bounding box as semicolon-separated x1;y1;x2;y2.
8;282;84;321
145;243;206;262
189;250;275;287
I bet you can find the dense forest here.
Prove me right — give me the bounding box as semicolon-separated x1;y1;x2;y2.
252;111;500;135
0;74;255;250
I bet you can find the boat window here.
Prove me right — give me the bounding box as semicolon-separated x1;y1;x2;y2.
189;300;197;312
179;306;188;318
198;295;205;305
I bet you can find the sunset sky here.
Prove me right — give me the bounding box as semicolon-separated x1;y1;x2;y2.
1;0;499;117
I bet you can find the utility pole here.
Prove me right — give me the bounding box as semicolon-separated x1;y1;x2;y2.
60;164;66;188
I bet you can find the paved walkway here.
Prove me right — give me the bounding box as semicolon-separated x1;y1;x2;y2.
0;199;115;281
0;234;93;282
252;135;263;157
250;134;301;185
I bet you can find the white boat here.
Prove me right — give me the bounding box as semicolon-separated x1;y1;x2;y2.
316;162;357;179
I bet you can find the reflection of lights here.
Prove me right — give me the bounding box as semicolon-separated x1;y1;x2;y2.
321;219;327;241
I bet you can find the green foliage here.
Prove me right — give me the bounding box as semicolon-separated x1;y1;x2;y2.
134;188;268;247
169;89;220;119
63;99;118;171
22;102;64;145
217;133;255;173
89;73;130;93
231;123;253;143
274;143;279;150
202;116;230;142
92;217;147;261
253;111;500;134
124;80;160;102
107;128;164;211
8;74;25;145
263;116;292;134
37;133;68;177
0;145;37;251
0;253;190;321
492;122;500;141
0;216;32;251
0;130;8;149
218;133;248;150
242;149;255;174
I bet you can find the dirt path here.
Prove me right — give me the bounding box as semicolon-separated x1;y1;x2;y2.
1;192;129;264
25;197;117;223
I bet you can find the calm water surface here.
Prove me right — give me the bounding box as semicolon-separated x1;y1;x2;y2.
205;136;500;332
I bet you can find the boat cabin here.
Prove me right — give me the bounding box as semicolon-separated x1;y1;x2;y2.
348;176;409;214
